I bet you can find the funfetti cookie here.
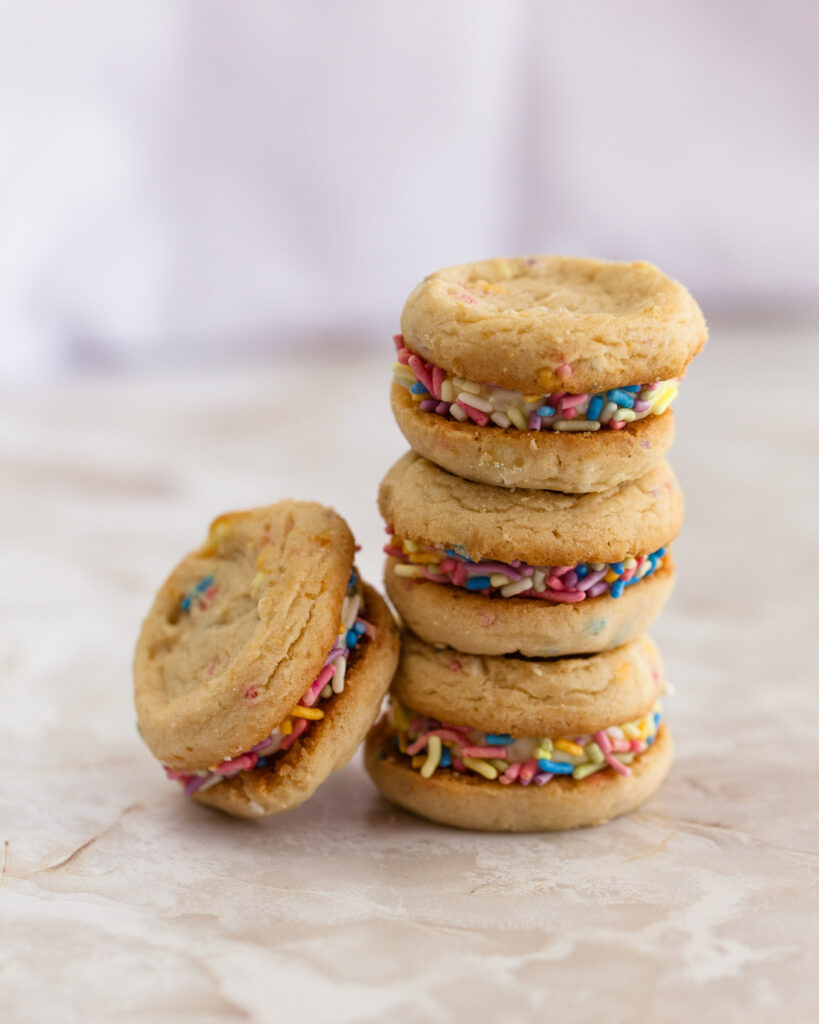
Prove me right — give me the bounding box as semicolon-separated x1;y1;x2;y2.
365;633;671;832
392;256;706;492
379;453;682;657
134;501;400;819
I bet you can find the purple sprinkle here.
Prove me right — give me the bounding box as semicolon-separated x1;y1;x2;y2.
419;399;437;412
577;569;608;591
564;570;579;588
464;561;522;580
633;399;650;412
533;772;554;786
435;401;450;415
519;565;534;576
184;776;209;796
528;412;542;430
587;581;609;598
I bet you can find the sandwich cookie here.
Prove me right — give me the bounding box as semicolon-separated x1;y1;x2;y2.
134;501;400;818
365;633;671;831
392;256;706;492
380;452;682;657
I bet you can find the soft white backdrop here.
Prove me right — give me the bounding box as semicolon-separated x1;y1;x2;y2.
1;0;817;379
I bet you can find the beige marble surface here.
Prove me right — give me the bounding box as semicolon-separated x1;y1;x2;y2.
2;326;817;1023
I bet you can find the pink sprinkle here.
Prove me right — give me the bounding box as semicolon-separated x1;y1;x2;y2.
561;406;578;420
408;355;434;394
456;398;489;426
406;733;431;756
409;717;429;732
459;292;478;305
428;728;469;744
593;730;612;754
547;575;565;591
362;620;377;640
280;718;308;751
448;659;462;673
620;569;635;582
439;558;455;573
215;752;258;775
478;612;496;627
420;568;450;583
561;393;587;408
452;562;469;587
461;745;507;759
302;663;335;706
556;362;573;380
383;544;404;558
631;740;646;753
500;761;522;784
392;333;404;353
244;685;259;701
397;348;411;365
432;365;445;400
604;751;631;776
532;589;586;603
610;738;631;753
385;525;395;535
452;758;467;773
609;420;626;430
207;661;218;676
519;759;539;783
551;566;573;576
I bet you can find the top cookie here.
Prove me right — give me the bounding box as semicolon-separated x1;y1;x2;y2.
400;256;707;393
134;501;355;771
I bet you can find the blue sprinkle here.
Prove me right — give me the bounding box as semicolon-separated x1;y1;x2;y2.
646;734;654;746
607;388;635;408
445;549;458;558
587;394;604;420
392;736;400;749
610;580;625;599
256;756;270;768
485;733;511;746
654;712;661;727
621;385;641;393
353;621;366;635
465;576;491;591
197;575;215;592
655;546;666;558
537;759;574;775
610;562;624;575
346;629;360;648
410;381;428;395
576;564;588;579
537;405;555;417
181;596;192;611
439;747;452;768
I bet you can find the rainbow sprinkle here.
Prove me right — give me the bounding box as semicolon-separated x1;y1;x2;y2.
392;334;679;431
384;527;667;603
387;697;663;785
181;575;219;612
166;570;375;796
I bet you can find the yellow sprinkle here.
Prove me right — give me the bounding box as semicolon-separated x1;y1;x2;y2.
291;705;324;720
398;733;408;753
391;699;412;731
490;258;514;280
538;738;553;753
440;380;455;403
523;394;541;403
605;569;620;583
462;756;498;780
622;722;641;740
411;391;425;402
420;735;442;778
490;573;511;587
506;406;527;430
201;519;231;555
455;378;482;396
411;754;426;769
555;739;584;757
392;362;415;378
251;570;266;594
402;539;419;553
394;564;422;578
407;552;442;565
280;718;293;736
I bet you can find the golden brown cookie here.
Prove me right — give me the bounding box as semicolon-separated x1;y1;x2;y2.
400;256;706;393
134;502;400;817
391;382;674;493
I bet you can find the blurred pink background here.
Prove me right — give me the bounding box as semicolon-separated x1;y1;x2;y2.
1;0;817;380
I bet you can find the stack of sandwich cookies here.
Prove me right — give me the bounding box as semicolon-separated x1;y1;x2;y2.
365;633;671;832
392;256;706;492
368;255;705;831
134;501;399;819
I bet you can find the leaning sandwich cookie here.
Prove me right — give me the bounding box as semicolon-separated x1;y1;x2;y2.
392;256;706;492
365;633;672;832
379;452;682;657
134;501;400;818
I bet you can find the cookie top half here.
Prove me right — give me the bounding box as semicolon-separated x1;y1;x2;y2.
134;501;354;770
400;256;707;393
378;452;683;565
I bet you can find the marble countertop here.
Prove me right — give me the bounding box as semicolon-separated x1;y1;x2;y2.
2;326;817;1023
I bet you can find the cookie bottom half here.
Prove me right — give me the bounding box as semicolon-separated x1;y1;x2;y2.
391;383;674;493
365;718;672;832
194;584;399;818
385;555;675;657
